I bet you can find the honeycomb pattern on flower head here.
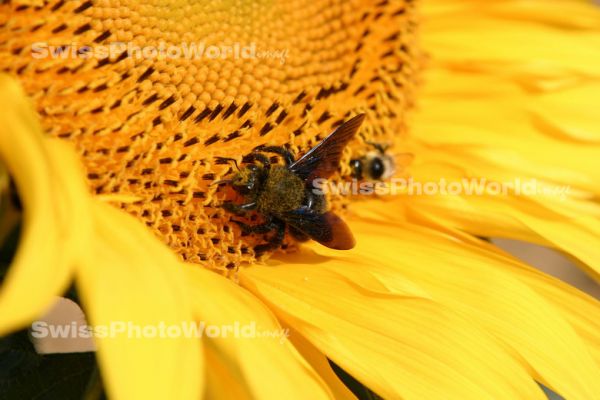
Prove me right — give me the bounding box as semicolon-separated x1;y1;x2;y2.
0;0;421;271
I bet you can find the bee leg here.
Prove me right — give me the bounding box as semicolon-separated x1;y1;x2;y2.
222;201;256;216
232;216;274;234
305;191;316;208
289;226;309;242
256;146;294;166
254;219;286;256
304;191;325;211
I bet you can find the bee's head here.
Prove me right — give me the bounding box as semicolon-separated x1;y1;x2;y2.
230;164;260;195
351;151;396;181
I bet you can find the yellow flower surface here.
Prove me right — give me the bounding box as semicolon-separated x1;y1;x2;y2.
1;0;600;399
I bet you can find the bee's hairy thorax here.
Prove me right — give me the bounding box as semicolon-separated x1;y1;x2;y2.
256;166;305;214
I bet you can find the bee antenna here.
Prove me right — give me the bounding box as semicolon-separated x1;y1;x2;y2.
215;157;240;171
365;141;388;154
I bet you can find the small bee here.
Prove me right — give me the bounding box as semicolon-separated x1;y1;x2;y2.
350;142;395;181
220;114;365;254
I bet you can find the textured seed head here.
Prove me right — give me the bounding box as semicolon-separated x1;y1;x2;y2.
1;0;420;271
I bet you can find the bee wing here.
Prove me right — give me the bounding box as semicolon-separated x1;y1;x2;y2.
282;208;355;250
289;114;365;183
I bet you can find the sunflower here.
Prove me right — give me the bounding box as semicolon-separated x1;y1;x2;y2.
2;0;600;399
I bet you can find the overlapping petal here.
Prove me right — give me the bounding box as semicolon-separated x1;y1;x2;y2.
406;0;600;285
0;74;204;399
240;245;547;400
184;264;333;400
344;217;600;399
0;75;91;334
243;208;600;399
411;71;600;194
286;327;357;400
76;202;203;400
423;0;600;82
399;191;600;280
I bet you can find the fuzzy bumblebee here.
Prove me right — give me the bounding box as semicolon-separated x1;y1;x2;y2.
221;114;365;255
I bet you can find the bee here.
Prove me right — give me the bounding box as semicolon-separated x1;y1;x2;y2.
350;142;395;181
220;114;365;255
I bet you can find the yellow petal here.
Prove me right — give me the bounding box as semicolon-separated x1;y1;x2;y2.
482;0;600;30
532;83;600;143
203;341;254;400
76;201;202;400
0;75;91;334
286;326;357;400
343;217;600;399
411;71;600;193
373;214;600;378
504;261;600;366
183;264;333;400
423;1;600;81
241;248;545;400
396;190;600;281
514;207;600;281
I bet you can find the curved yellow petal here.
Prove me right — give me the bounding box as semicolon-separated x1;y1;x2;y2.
480;0;600;30
423;0;600;81
240;248;545;400
411;71;600;194
513;206;600;281
183;264;333;400
436;235;600;370
286;326;357;400
392;190;600;281
341;217;600;399
203;341;254;400
374;215;600;380
76;201;202;400
0;75;91;334
532;83;600;143
504;261;600;367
